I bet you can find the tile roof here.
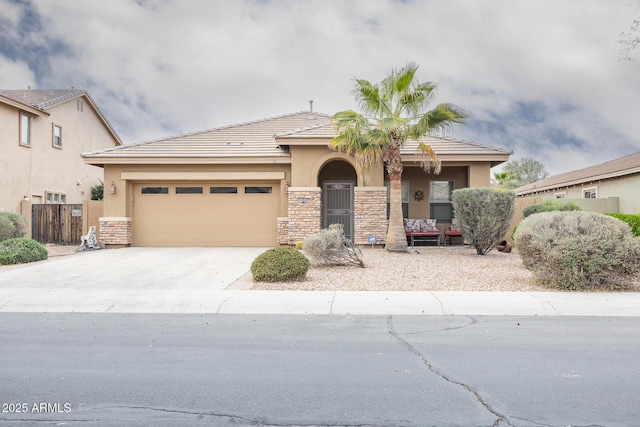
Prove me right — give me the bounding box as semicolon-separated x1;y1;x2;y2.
84;112;331;159
0;88;122;145
83;111;511;163
0;89;86;109
516;150;640;195
276;122;512;156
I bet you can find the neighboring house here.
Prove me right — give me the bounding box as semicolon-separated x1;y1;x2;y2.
83;111;511;247
515;151;640;214
0;89;122;216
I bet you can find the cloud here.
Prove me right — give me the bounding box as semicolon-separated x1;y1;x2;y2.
1;0;638;176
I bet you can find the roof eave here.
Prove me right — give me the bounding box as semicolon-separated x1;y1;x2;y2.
83;156;292;166
516;166;640;196
0;95;49;117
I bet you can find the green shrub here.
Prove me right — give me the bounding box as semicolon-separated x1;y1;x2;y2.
303;224;364;267
0;238;48;265
451;188;516;255
523;199;581;218
604;213;640;237
251;246;310;282
515;211;640;291
0;211;28;242
91;180;104;201
0;216;16;242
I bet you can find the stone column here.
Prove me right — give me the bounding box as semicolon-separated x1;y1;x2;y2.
354;187;387;246
287;187;321;245
277;217;289;245
99;217;132;248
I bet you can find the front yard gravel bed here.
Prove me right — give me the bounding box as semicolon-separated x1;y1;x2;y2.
252;246;547;291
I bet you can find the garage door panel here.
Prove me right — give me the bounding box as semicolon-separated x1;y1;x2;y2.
133;182;279;247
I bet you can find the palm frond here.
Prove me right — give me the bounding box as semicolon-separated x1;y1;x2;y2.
417;141;442;174
409;103;467;138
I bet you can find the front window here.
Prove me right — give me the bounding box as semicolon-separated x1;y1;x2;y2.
430;181;454;222
583;187;597;199
20;112;30;146
53;124;62;148
554;192;566;199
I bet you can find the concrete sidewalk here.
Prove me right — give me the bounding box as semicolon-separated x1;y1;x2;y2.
1;247;639;316
0;288;639;316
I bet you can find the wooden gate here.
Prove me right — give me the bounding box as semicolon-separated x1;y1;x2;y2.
31;204;83;245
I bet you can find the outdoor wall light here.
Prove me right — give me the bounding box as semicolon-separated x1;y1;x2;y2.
284;181;289;192
109;182;116;194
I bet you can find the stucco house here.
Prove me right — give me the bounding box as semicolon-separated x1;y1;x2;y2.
83;111;511;247
515;150;640;214
0;89;122;216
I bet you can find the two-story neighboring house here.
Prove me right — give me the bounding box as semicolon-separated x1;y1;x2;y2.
0;89;122;215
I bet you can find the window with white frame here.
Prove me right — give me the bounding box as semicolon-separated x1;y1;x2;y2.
583;187;597;199
19;112;31;146
53;124;62;148
554;192;566;199
430;181;454;222
45;192;67;204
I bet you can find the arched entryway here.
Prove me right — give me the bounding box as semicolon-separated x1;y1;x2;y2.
318;160;357;241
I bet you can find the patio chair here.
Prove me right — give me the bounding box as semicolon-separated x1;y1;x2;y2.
444;218;463;246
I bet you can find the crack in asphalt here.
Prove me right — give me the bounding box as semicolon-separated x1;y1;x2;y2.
69;405;400;427
400;315;478;336
386;315;514;427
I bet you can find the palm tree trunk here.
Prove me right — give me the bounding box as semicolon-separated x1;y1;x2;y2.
385;137;408;252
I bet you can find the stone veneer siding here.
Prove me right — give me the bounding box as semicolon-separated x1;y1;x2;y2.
99;217;132;247
286;187;321;244
354;187;387;245
277;217;289;245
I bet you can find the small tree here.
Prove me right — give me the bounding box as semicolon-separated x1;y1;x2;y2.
91;180;104;201
501;158;549;188
451;188;516;255
0;211;28;242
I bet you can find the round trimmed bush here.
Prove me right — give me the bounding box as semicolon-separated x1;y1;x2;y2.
0;238;48;265
515;211;640;290
251;246;310;282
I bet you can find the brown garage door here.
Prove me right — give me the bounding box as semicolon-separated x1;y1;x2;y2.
132;182;280;246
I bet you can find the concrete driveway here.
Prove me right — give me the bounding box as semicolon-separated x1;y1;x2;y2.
0;247;266;290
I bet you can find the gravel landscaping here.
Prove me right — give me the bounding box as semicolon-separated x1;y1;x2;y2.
252;246;547;292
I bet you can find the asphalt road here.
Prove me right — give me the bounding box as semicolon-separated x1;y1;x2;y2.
1;314;639;427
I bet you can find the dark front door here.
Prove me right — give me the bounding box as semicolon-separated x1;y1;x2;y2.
322;181;354;241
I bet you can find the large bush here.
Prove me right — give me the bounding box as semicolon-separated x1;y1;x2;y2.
0;238;48;265
451;188;516;255
604;213;640;237
0;211;28;242
303;224;364;267
523;199;581;218
515;211;640;291
251;246;310;282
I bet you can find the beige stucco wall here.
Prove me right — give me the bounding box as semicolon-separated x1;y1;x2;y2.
401;165;468;219
103;163;292;219
0;97;118;214
290;145;383;187
529;174;640;214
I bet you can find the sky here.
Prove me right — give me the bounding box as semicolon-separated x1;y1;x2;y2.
1;0;639;176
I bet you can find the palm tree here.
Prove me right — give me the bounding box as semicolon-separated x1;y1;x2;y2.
331;63;467;252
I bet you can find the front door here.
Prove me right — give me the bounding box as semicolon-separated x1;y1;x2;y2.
322;181;354;241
